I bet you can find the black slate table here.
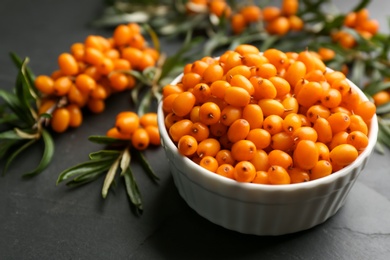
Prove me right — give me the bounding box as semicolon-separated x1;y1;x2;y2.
1;0;390;259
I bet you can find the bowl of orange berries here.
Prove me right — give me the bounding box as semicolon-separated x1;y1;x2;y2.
157;44;378;236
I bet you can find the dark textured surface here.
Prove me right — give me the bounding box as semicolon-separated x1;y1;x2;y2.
0;1;390;259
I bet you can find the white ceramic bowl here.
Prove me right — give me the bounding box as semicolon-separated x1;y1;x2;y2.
157;73;378;236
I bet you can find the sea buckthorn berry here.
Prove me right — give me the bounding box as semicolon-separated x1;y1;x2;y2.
210;80;231;99
172;91;196;117
250;149;270;171
252;171;271;184
263;115;283;135
231;139;257;161
268;150;293;169
296;81;323;108
209;0;231;18
316;142;330;161
341;88;361;111
90;84;108;100
189;105;201;123
87;99;105;113
178;135;198;156
372;90;390;106
227;118;250;143
258;99;284;117
235;44;260;56
271;132;294;152
96;57;114;75
268;165;291;185
199;155;219;172
281;0;299;16
255;63;277;79
289;168;310;183
162;93;179;113
284;60;306;88
239;5;262;24
327;112;351;134
216;164;235;179
197;138;221;158
282;96;299;116
224;86;251;107
331;78;350;96
138;53;156;71
84;47;104;66
131;128;150;150
140;112;158;127
192;83;211;103
104;48;120;60
58;53;79;76
35;75;55;95
68;84;88;107
164;113;182;129
231;13;247;35
70;42;85;61
51;107;70;133
266;16;290;36
182;72;202;90
145;125;161;146
292;126;318;143
169;119;193;142
354;100;376;123
262;6;281;22
106;127;130;140
348;114;368;135
224;51;243;72
306;105;330;123
162;84;184;98
330;144;358;166
113;24;132;46
251;77;277;100
220;106;242;126
242;104;264;129
282;113;302;134
115;111;139;135
305;69;326;82
310;160;332;180
75;73;96;93
269;76;291;98
199;102;221;125
53;76;72;96
313;117;333;144
246;128;271;150
121;47;143;69
288;15;304;31
347;131;369;150
191;60;209;76
229;74;255;95
109;72;129;91
66;104;83;128
293;140;318;170
263;48;289;71
38;99;56;115
329;131;349;150
215;149;236;166
234;161;256;183
203;63;224;84
225;65;252;80
242;53;268;67
321;88;342;108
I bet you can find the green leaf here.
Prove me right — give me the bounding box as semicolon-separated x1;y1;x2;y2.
9;52;36;94
0;129;25;140
23;129;54;177
102;156;120;198
88;135;128;146
376;102;390;115
351;0;371;12
89;149;122;160
123;167;143;214
0;89;34;125
65;170;107;187
3;139;37;175
364;81;390;96
0;113;19;125
134;150;159;182
120;148;131;176
56;157;114;185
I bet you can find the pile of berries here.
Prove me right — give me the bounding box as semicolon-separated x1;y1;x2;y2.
106;111;160;150
34;23;159;133
162;44;376;185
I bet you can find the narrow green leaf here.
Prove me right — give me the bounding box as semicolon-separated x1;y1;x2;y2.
65;170;107;187
102;156;120;198
350;59;365;87
0;89;34;125
23;129;54;177
9;52;36;92
123;167;143;214
88;135;128;145
89;149;121;160
0;129;24;140
376;102;390;115
134;150;159;182
56;158;114;184
3;139;37;175
0;113;19;125
364;81;390;96
120;148;131;176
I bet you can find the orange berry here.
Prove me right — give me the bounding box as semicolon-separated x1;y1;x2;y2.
51;107;70;133
58;53;79;76
132;128;150;150
199;156;219;173
234;161;256;182
330;144;358;166
35;75;55;95
66;104;83;128
145;125;161;146
293;140;318;170
268;165;291;185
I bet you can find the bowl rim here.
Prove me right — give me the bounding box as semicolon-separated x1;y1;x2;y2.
157;67;379;192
